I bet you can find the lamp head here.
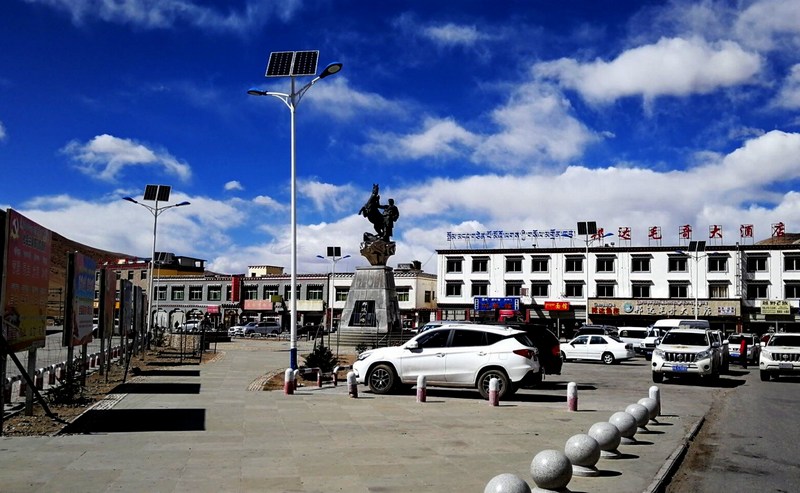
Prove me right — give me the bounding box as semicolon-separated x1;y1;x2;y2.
247;88;267;96
123;197;138;204
175;201;191;207
342;254;351;260
319;62;342;79
316;255;325;260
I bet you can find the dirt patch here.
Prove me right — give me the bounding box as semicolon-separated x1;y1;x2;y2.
2;348;219;437
260;354;357;391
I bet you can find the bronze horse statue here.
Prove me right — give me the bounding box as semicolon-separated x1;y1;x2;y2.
359;184;384;238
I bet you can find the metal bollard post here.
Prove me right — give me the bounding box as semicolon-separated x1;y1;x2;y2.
347;371;358;398
317;370;323;388
34;369;44;390
293;369;300;391
284;368;294;395
649;385;661;416
567;381;578;411
489;377;499;406
18;379;27;397
416;375;427;403
48;366;56;385
3;378;11;402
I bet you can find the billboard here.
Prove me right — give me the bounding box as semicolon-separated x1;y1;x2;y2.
64;252;97;347
2;209;52;352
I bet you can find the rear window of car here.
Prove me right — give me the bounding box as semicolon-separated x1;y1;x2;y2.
513;333;536;348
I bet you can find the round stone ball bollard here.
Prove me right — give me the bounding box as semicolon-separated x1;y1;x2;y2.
609;411;638;444
588;421;622;459
529;449;572;492
564;433;600;477
484;473;531;493
638;397;659;423
625;403;651;432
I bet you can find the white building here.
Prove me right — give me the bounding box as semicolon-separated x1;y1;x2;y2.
436;240;800;336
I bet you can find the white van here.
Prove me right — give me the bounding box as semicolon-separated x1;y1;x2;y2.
617;326;650;353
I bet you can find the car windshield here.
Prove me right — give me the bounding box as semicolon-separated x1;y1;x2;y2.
661;332;709;346
768;335;800;347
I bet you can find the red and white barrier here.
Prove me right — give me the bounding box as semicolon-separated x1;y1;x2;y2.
568;382;578;412
489;377;500;406
416;375;427;403
284;368;294;395
347;371;358;398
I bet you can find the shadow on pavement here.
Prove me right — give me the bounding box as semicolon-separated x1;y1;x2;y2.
61;408;205;434
110;383;201;394
132;369;201;377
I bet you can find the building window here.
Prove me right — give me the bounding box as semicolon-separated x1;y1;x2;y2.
669;282;689;299
785;283;800;299
505;257;523;273
156;285;167;301
397;287;410;302
708;283;729;298
471;257;488;273
785;255;800;272
632;282;651;298
565;282;583;298
596;283;615;298
746;256;768;272
631;256;651;273
140;270;147;280
189;286;203;301
127;270;134;280
505;282;522;296
115;271;121;280
530;282;549;297
244;284;259;300
171;286;185;301
746;283;768;299
263;285;279;299
565;256;583;273
596;256;615;273
668;256;688;272
284;285;300;301
307;285;324;301
208;285;222;301
335;287;349;302
531;256;549;273
424;290;433;303
707;255;728;272
226;285;232;301
471;282;488;297
446;282;462;297
446;257;463;273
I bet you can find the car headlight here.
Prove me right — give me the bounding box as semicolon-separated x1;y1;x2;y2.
696;349;712;360
356;351;373;362
761;350;771;360
653;349;665;358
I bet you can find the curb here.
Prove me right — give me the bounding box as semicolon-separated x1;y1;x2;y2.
644;415;706;493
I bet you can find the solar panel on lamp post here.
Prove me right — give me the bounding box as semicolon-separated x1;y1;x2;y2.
123;186;190;336
248;51;342;369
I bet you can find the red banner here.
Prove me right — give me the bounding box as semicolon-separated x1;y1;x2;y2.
544;301;571;311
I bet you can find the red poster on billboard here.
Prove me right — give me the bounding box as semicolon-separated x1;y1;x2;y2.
2;209;52;352
64;252;97;347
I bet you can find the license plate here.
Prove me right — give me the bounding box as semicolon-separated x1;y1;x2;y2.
673;365;688;372
779;362;793;370
730;352;740;358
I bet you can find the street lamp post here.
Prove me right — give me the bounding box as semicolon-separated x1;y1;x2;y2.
677;241;707;320
577;222;612;325
123;188;190;335
248;52;342;370
317;249;350;357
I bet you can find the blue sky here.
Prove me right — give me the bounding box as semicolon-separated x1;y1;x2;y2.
2;0;800;275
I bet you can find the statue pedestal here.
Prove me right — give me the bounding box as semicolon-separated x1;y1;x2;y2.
338;266;400;338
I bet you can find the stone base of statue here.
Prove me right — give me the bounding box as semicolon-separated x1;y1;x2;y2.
337;265;401;346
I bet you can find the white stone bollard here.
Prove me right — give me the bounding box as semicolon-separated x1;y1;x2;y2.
416;375;427;403
588;421;622;459
284;368;294;395
530;449;572;491
564;433;601;477
649;385;661;416
638;397;659;423
567;381;578;411
625;403;650;432
347;371;358;398
489;377;500;406
293;369;300;390
484;473;531;493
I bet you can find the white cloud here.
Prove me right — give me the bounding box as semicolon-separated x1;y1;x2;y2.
25;0;303;33
422;23;485;47
253;195;286;211
774;64;800;109
299;180;359;213
534;37;762;104
62;134;192;182
734;0;800;51
0;120;6;141
364;117;479;160
224;180;244;191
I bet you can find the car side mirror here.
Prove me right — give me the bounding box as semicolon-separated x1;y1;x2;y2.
406;340;419;350
711;342;720;348
654;338;661;346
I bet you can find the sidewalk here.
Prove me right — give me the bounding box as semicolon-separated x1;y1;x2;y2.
0;339;709;493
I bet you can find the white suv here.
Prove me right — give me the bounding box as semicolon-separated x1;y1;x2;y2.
352;324;542;400
651;328;720;383
759;332;800;381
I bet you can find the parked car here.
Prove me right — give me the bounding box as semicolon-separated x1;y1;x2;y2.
228;321;257;337
759;332;800;381
243;321;282;338
617;327;650;354
488;322;562;376
415;320;469;334
574;324;618;338
561;334;636;365
352;323;542;400
651;328;721;383
728;333;760;364
637;326;669;360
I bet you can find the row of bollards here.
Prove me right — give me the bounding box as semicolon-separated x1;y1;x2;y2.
484;385;662;493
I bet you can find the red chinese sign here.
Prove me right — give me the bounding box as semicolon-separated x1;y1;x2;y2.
618;227;631;240
648;226;662;240
544;301;571;311
772;222;785;237
679;224;692;239
740;224;753;238
709;225;722;239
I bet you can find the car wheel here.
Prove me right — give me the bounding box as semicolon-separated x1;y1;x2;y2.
601;352;615;365
367;364;396;394
760;370;770;381
560;351;568;362
652;372;663;383
477;369;510;400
